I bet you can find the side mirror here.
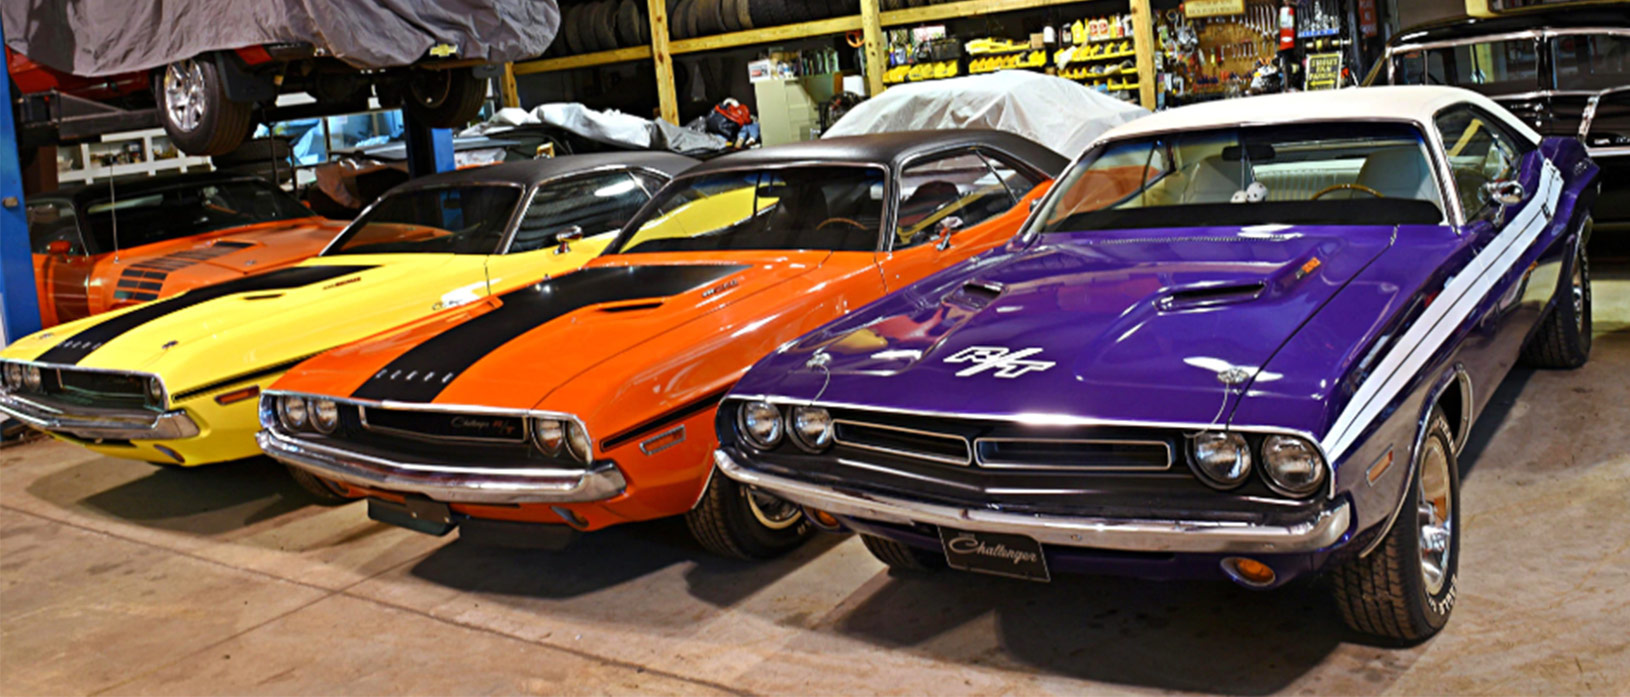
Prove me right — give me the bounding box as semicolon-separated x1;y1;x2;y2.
934;216;964;251
553;225;584;254
46;240;73;256
1479;180;1526;226
1030;198;1041;212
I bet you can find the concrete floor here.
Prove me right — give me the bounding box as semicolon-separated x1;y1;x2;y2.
3;262;1628;696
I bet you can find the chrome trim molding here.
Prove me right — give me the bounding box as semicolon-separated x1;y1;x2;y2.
0;392;198;440
716;450;1351;554
258;429;626;504
638;425;686;455
261;389;593;451
971;436;1174;471
832;418;972;466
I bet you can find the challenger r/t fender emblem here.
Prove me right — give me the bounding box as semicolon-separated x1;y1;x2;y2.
943;346;1055;378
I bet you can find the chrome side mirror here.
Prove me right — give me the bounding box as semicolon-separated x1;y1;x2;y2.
553;225;584;254
1479;180;1525;226
934;216;963;251
1030;198;1041;212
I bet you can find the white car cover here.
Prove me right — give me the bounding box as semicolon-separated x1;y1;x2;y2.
823;72;1149;157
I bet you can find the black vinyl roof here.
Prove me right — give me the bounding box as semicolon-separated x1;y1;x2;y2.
680;130;1069;179
394;151;699;191
1392;7;1630;44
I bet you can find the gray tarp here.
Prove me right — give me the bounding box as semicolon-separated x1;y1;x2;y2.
3;0;558;77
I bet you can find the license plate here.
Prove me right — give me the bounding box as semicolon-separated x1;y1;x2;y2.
938;527;1050;582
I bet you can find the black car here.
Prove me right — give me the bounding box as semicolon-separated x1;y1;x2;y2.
1366;8;1629;229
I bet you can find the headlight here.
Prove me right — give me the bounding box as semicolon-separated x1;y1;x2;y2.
790;406;833;451
737;401;783;450
310;398;340;434
146;377;166;406
21;365;41;392
277;396;309;431
1191;431;1251;489
531;418;565;456
1261;435;1326;497
564;421;592;463
3;363;23;391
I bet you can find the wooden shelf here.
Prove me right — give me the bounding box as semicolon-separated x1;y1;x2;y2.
512;46;653;75
670;15;863;54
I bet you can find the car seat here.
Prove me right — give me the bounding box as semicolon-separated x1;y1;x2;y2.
1354;147;1439;201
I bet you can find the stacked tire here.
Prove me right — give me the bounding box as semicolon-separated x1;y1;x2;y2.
549;0;652;56
547;0;959;54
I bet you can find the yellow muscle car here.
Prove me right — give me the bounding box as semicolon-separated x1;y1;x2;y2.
0;153;695;500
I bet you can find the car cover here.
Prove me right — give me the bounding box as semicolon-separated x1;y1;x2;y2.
3;0;559;77
823;72;1149;158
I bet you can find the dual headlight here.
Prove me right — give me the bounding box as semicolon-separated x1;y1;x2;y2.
738;401;833;452
1190;431;1326;497
2;362;42;393
275;395;340;434
529;417;592;464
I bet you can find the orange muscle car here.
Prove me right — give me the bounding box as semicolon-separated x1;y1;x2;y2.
26;171;343;326
259;131;1066;557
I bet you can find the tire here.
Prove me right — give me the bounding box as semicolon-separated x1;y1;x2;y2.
402;68;486;128
685;471;813;559
1521;226;1593;369
861;533;945;573
616;0;643;47
156;57;254;157
562;4;585;55
1329;408;1460;643
701;0;727;35
721;0;743;31
593;0;620;51
670;0;693;38
285;465;353;505
734;0;754;29
748;0;783;28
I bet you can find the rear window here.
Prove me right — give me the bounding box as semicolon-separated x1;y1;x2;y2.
325;185;522;256
77;179;312;254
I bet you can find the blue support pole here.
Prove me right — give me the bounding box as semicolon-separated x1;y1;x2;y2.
0;24;44;343
402;109;455;178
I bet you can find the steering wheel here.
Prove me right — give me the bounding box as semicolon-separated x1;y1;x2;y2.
1311;183;1385;200
815;217;868;232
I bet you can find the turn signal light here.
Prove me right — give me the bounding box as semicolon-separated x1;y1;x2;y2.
1221;556;1277;587
215;386;261;405
810;509;840;529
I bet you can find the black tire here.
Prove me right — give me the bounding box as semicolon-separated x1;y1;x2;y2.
685;472;813;559
593;0;620;51
402;68;486;128
748;0;784;28
670;0;693;38
861;533;945;573
562;4;585;55
1329;408;1460;643
285;466;353;505
615;0;643;47
701;0;727;35
1521;226;1593;369
721;0;743;31
733;0;754;29
155;57;254;157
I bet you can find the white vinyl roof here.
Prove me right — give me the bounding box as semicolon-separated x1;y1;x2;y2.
1098;86;1540;145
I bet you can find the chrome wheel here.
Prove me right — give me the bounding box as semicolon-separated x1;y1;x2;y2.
163;59;207;132
1572;248;1589;335
745;487;802;530
1417;437;1454;596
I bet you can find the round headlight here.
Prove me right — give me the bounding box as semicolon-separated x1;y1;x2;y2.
790;406;833;451
3;363;23;390
146;377;165;406
310;399;340;434
1191;431;1252;489
21;365;42;392
277;396;309;431
532;418;565;456
1261;435;1326;497
564;421;592;463
737;401;783;450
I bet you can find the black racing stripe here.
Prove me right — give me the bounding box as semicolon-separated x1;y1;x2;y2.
36;265;375;365
113;291;159;302
171;353;319;403
351;264;747;403
599;386;731;452
117;280;164;291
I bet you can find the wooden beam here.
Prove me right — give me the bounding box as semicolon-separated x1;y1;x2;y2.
1130;0;1156;110
499;62;521;108
648;0;679;124
512;46;653;75
879;0;1085;27
861;0;886;96
669;15;863;54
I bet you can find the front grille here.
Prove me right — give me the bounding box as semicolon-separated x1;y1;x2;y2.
284;402;574;471
45;369;150;409
974;438;1171;471
360;407;527;444
826;408;1175;472
834;420;970;465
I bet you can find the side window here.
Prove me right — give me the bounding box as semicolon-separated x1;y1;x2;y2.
631;171;669;197
1434;106;1532;220
979;151;1044;201
509;172;652;253
1551;33;1630;92
894;152;1019;250
26;199;85;255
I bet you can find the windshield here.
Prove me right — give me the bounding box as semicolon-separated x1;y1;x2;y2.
1390;39;1540;94
607;166;886;254
324;185;523;255
1037;123;1446;233
78;179;313;254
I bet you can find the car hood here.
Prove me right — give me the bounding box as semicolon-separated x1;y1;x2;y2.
285;251;835;410
109;217;343;276
741;225;1397;426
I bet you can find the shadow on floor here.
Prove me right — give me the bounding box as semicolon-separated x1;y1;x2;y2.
28;456;333;535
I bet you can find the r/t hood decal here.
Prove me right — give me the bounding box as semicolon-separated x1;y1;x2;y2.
36;265;376;365
350;264;748;403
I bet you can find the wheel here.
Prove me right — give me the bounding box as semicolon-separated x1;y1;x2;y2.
685;471;813;559
1329;408;1460;643
861;533;945;573
1521;225;1592;369
285;465;353;505
156;57;254;157
402;67;486;128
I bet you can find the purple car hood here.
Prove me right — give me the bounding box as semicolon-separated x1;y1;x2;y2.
742;225;1397;425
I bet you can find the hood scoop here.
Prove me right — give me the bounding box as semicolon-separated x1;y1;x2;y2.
1158;281;1267;311
946;280;1003;310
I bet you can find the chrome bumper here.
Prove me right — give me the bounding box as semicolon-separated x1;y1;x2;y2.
258;429;627;504
0;392;199;441
716;450;1351;554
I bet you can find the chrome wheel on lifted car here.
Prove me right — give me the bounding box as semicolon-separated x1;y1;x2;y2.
156;57;254;156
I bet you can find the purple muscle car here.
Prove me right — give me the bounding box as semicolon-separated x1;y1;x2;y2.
713;86;1600;642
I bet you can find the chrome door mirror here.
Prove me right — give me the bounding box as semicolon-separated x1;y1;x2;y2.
1479;180;1525;226
934;216;964;251
553;226;584;254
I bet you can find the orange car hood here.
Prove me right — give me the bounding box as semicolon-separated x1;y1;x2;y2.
280;250;834;409
103;217;344;283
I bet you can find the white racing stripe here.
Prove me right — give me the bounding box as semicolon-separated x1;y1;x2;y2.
1320;160;1563;462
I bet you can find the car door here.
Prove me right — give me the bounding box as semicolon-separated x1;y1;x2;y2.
877;149;1038;291
483;169;659;291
